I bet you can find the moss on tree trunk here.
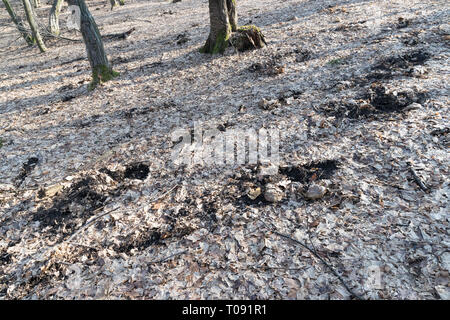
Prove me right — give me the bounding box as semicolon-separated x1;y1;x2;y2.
201;0;232;54
201;0;265;54
22;0;46;52
231;24;266;51
49;0;64;35
90;64;119;90
71;0;118;89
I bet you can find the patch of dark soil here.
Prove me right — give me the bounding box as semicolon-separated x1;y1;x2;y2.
99;167;124;181
366;49;430;81
124;163;149;180
319;100;377;119
123;106;153;118
279;159;339;185
430;128;449;136
114;228;162;254
14;157;39;188
33;177;107;237
396;17;411;29
373;50;430;70
176;32;190;45
61;95;76;102
368;83;426;112
0;251;12;266
238;191;268;206
229;161;338;206
321;84;426;119
294;48;312;63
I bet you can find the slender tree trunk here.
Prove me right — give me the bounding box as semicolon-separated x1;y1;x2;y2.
49;0;64;35
200;0;231;54
226;0;237;31
70;0;118;89
2;0;34;45
22;0;46;52
32;0;40;8
109;0;117;10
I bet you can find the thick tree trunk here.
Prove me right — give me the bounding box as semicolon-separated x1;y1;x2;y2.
71;0;118;89
201;0;264;54
49;0;64;35
22;0;46;52
2;0;34;45
201;0;231;54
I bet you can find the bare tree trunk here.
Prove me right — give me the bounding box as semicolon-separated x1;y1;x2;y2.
201;0;264;54
109;0;117;10
49;0;64;35
200;0;231;54
226;0;237;31
70;0;118;89
33;0;40;8
22;0;46;52
2;0;34;45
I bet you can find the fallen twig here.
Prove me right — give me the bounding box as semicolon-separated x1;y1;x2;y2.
273;230;364;300
103;27;136;41
148;250;188;264
408;162;429;192
66;206;120;243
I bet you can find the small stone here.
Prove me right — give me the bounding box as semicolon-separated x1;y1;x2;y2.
403;103;422;111
257;162;279;180
305;184;327;200
258;98;268;108
247;187;261;200
258;98;280;110
264;184;283;202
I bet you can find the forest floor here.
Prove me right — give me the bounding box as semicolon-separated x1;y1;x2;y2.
0;0;449;299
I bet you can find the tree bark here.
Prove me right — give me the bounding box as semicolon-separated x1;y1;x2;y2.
70;0;118;89
22;0;46;52
201;0;231;54
109;0;117;10
2;0;34;45
32;0;40;8
201;0;264;54
226;0;237;31
49;0;64;35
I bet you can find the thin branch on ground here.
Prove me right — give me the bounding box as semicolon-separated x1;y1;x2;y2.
148;250;188;264
272;229;364;300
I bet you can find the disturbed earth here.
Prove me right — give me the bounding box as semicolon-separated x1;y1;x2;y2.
0;0;449;299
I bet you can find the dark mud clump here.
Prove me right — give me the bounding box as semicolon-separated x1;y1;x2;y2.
124;163;150;180
14;157;39;187
114;228;162;254
367;49;430;81
33;177;107;238
368;83;426;113
279;159;339;185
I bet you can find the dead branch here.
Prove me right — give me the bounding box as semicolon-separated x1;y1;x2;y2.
408;162;429;192
273;230;364;300
148;250;188;264
103;27;136;41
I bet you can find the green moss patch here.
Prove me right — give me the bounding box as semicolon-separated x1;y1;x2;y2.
89;64;119;90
